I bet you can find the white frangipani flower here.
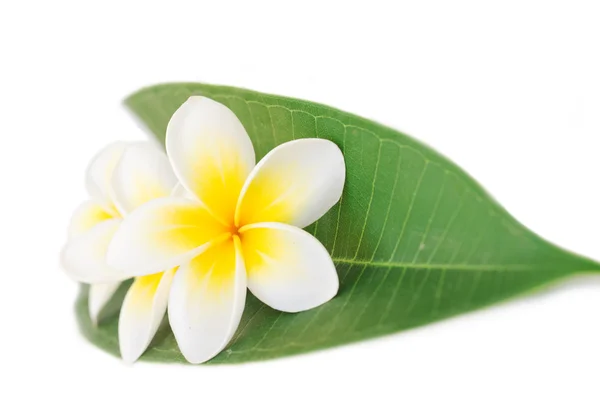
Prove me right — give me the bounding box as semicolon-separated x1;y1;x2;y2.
61;141;178;358
107;97;345;364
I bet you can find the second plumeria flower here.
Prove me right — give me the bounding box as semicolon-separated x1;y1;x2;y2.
61;141;179;361
107;96;346;363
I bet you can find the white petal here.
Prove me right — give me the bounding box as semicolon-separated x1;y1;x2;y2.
168;237;246;364
235;139;345;228
240;222;338;312
111;142;177;215
166;96;255;224
85;142;128;215
88;282;121;325
118;269;176;363
67;200;114;239
106;197;230;277
170;182;197;200
61;218;129;283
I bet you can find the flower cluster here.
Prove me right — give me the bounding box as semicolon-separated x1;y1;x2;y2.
61;97;346;364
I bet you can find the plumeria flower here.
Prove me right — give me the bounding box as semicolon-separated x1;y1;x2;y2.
61;141;178;360
107;97;346;363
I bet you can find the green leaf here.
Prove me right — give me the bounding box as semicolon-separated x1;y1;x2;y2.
75;83;600;364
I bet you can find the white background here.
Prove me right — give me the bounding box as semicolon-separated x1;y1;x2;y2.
1;1;599;393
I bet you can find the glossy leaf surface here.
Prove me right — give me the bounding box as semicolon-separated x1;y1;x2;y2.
75;83;600;363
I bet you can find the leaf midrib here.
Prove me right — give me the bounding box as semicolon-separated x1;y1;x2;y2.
333;258;576;272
